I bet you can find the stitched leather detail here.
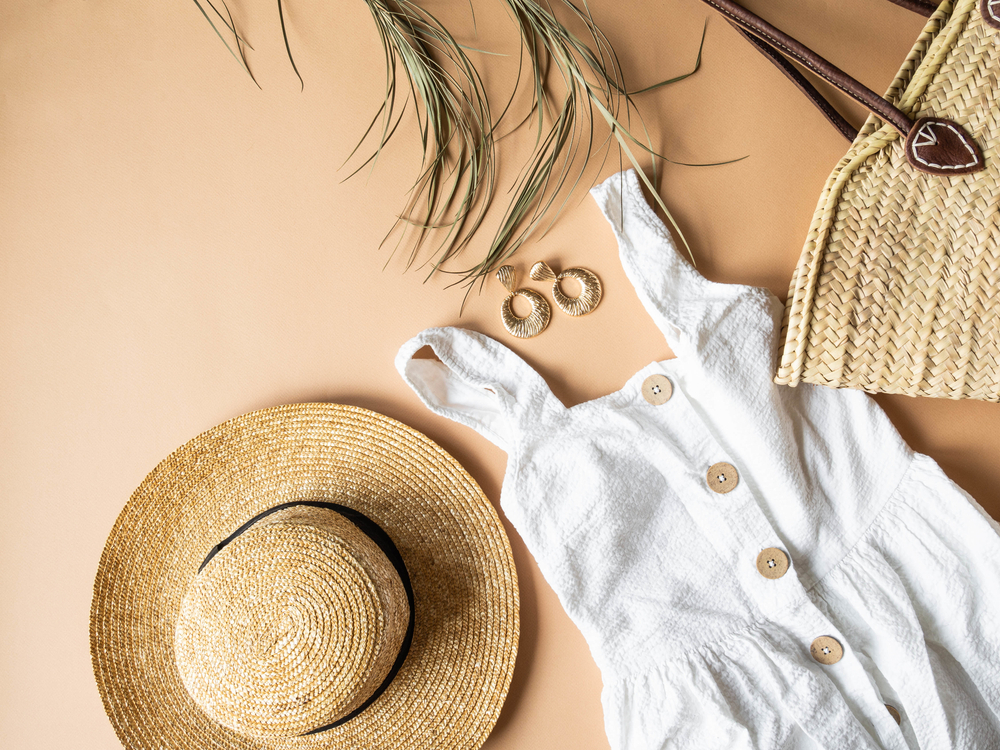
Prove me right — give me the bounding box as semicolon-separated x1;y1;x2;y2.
702;0;986;176
700;0;916;136
888;0;940;16
730;21;859;142
904;117;985;174
730;0;944;141
983;0;1000;29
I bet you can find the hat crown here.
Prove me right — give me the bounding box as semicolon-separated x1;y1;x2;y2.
174;505;410;740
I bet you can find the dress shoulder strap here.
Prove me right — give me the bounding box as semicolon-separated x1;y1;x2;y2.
590;169;780;366
395;327;561;452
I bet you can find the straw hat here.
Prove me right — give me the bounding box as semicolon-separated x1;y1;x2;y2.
90;403;519;750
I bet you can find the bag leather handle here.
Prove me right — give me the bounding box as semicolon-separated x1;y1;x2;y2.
739;0;940;142
728;22;860;142
699;0;986;174
887;0;941;15
704;0;917;135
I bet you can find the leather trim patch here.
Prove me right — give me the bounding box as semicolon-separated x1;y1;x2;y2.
904;117;984;175
983;0;1000;29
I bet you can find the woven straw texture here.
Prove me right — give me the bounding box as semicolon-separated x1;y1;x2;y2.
776;0;1000;400
90;403;519;750
173;506;412;739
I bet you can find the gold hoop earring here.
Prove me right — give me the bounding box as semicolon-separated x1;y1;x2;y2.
496;265;551;339
530;261;603;316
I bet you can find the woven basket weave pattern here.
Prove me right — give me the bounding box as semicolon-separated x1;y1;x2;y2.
776;0;1000;401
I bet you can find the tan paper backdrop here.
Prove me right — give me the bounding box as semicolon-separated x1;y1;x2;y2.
2;0;998;747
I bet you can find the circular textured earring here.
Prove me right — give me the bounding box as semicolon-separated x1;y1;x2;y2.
530;261;603;316
496;265;551;339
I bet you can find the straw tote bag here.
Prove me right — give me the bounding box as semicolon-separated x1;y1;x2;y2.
698;0;1000;401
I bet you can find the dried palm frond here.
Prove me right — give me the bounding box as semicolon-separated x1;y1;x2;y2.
354;0;497;269
460;0;707;290
191;0;259;86
192;0;715;291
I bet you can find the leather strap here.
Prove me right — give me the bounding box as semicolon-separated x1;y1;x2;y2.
887;0;941;15
729;21;859;142
698;0;985;174
740;0;940;140
702;0;915;135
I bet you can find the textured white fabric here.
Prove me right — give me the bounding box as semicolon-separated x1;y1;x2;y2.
396;170;1000;750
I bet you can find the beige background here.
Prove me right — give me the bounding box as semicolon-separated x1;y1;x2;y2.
2;0;998;747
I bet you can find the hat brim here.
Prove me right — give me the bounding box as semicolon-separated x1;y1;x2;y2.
90;403;519;750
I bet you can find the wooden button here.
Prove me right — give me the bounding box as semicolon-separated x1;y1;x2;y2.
885;704;901;724
810;636;844;665
755;548;789;579
706;462;739;494
641;374;673;405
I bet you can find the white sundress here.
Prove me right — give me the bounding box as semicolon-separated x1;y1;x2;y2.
395;169;1000;750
